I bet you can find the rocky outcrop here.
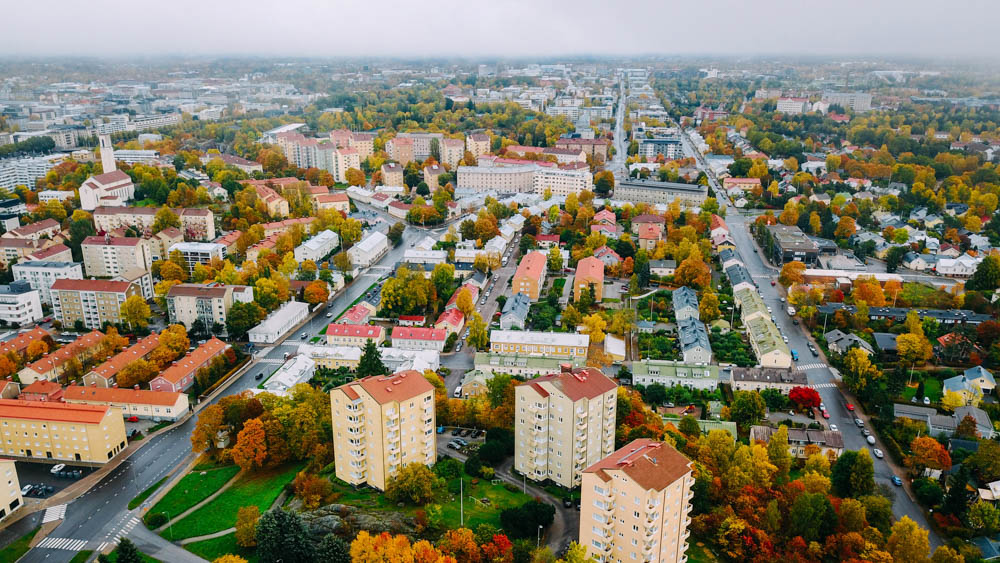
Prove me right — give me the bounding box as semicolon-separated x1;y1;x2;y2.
292;500;419;538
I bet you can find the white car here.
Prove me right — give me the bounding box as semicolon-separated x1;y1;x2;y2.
866;435;876;445
50;464;66;474
872;448;884;459
830;424;838;432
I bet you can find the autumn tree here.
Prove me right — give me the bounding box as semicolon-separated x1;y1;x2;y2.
546;247;562;272
766;425;792;484
119;294;151;331
730;391;766;429
291;471;333;509
955;414;980;439
455;287;475;317
778;260;806;287
191;404;224;453
887;516;930;563
897;333;933;368
118;359;159;388
699;290;720;322
789;386;821;410
843;347;882;394
235;506;260;547
834;216;857;239
232;417;267;471
345;168;365;186
467;312;488;351
582;313;607;344
212;556;247;563
674;247;711;289
908;436;952;473
152;206;181;234
159;261;187;282
25;340;48;361
303;280;330;305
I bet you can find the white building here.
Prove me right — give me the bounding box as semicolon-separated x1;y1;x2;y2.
293;230;340;263
532;167;593;197
78;136;135;211
0;154;62;191
776;98;810;115
12;261;84;305
248;301;310;344
347;231;389;268
167;242;226;273
0;281;42;326
37;190;75;203
262;354;316;395
822;92;873;113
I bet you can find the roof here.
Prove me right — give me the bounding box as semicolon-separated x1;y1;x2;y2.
435;308;465;327
6;218;59;237
750;425;845;450
91;169;131;184
677;318;711;353
710;214;728;232
637;223;662;240
0;399;110;424
154;338;228;385
501;292;531;320
64;385;184;407
28;244;71;260
873;332;899;351
731;366;808;386
672;286;699;312
21;380;62;396
51;279;132;293
526;366;617;402
167;284;229;299
341;303;373;324
392;326;447;342
23;330;104;375
965;365;996;386
0;327;50;357
490;329;589;348
575;256;604;282
583;439;691;491
513;251;546;282
340;369;434;405
87;333;160;382
632;214;665;224
326;324;384;339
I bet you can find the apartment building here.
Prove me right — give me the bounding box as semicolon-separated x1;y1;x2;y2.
0;239;59;267
167;242;226;273
0;459;22;522
821;92;872;113
330;370;436;490
386;137;415;165
293;230;340;262
381;163;405;187
440;138;465;167
744;317;792;368
50;279;139;330
253;184;290;217
63;386;189;422
149;228;184;261
555;138;609;161
533;167;594;197
93;206;216;241
776;97;810;115
512;251;547;301
466;133;491;158
1;218;61;241
395;132;444;161
390;327;447;352
348;231;389;268
83;333;160;388
325;324;385;347
18;331;104;385
0;281;42;326
423;164;446;189
329;129;374;160
613;179;708;208
490;330;590;360
0;399;128;464
580;439;694;563
574;256;604;302
515;366;617;488
457;164;535;193
81;236;152;278
166;284;234;331
275;132;360;183
149;337;229;393
314;193;350;214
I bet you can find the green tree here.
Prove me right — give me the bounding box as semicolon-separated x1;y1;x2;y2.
255;509;312;563
113;539;143;563
226;302;263;340
387;222;405;246
467;312;488;350
547;247;562;272
789;492;836;543
316;534;351;563
386;463;438;505
968;255;1000;290
767;425;792;484
152;206;181;234
357;339;388;378
730;391;766;428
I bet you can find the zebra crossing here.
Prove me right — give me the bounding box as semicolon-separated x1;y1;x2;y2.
37;537;89;551
256;358;285;365
812;382;838;389
41;504;66;523
796;363;828;372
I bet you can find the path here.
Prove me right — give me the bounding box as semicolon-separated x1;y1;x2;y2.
175;484;289;546
155;470;244;533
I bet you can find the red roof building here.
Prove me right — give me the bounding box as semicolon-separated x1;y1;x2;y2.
149;338;228;393
391;327;447;352
19;380;64;402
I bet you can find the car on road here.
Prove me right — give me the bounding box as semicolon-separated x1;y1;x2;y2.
819;402;826;410
300;332;308;339
770;280;776;286
782;335;789;343
892;476;903;486
863;428;871;437
846;403;855;411
822;410;829;419
50;464;65;474
866;435;877;445
455;343;462;352
872;448;884;459
326;313;333;318
855;418;864;427
562;498;573;508
830;424;838;432
126;416;139;423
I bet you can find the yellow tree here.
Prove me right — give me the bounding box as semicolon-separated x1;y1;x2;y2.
119;294;151;331
455;288;474;317
674;247;711;289
582;313;607;344
809;212;821;235
778;261;806;287
896;333;933;368
303;280;329;305
843;347;882;394
159;261;187;282
467;312;488;350
834;216;857;238
778;200;799;226
699;290;721;322
234;506;259;547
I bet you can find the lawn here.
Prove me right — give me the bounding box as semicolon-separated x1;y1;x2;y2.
148;464;240;522
68;550;93;563
184;533;258;563
129;477;167;510
0;526;38;561
432;478;533;530
164;463;303;539
106;545;160;563
902;377;943;402
686;542;719;563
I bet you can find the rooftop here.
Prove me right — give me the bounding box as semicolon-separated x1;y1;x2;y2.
0;399;110;424
583;438;692;491
64;385;184;407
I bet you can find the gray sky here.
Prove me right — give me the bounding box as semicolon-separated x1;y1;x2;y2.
3;0;997;58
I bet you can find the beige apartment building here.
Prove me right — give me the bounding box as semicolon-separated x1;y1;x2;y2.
165;283;234;331
63;386;190;422
92;206;216;241
386;137;415;166
466;133;491;158
515;366;617;488
149;228;184;261
81;236;152;278
580;439;694;563
329;129;375;160
489;330;590;360
440;138;465;167
512;251;547;301
330;370;436;491
50;279;140;330
381;163;405;187
0;399;128;464
0;459;22;522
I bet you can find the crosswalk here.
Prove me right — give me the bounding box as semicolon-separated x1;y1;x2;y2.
256;358;285;365
796;363;828;371
813;382;838;389
41;504;66;523
37;537;89;551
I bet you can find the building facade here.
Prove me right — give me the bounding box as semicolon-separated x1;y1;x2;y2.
0;399;128;464
81;236;153;278
14;261;84;305
50;279;139;330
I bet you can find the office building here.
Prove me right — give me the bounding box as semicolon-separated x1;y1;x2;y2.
515;366;617;488
765;224;819;265
12;261;83;305
330;370;436;490
0;399;127;464
512;251;547;301
613;179;707;208
776;98;810;115
580;439;694;563
50;279;140;330
81;236;152;278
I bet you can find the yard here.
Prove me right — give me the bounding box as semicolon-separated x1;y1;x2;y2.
686;543;719;563
163;463;302;539
901;377;943;403
129;477;167;510
432;477;533;530
147;464;240;521
185;533;257;563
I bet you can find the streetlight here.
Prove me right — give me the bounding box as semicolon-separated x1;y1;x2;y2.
537;524;543;548
164;510;173;541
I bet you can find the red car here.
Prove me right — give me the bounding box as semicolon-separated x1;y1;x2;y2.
770;281;776;286
846;403;855;411
126;416;139;423
822;410;830;419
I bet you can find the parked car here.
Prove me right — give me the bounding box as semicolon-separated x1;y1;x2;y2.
454;438;468;446
50;464;65;474
830;424;838;432
854;418;864;427
451;428;461;436
447;441;460;450
846;403;855;411
562;498;573;508
866;435;876;445
770;280;776;286
326;313;333;318
892;476;903;486
822;410;830;419
863;428;871;437
923;396;931;405
126;416;139;423
20;484;33;495
873;448;884;459
254;373;264;380
300;333;308;339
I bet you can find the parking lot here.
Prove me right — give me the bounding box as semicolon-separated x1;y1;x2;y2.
440;426;486;454
15;461;94;500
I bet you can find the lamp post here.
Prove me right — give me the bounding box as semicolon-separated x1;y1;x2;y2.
164;510;173;541
537;524;543;548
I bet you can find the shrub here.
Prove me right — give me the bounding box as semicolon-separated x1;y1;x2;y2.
144;512;168;528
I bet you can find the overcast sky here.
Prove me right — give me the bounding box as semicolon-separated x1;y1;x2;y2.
3;0;997;59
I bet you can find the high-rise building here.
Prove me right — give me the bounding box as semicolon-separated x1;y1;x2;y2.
330;370;436;491
81;236;152;278
580;439;694;563
50;279;140;330
515;366;617;488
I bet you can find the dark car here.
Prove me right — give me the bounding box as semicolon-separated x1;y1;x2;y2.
460;429;471;437
254;373;264;380
806;409;815;419
563;498;573;508
451;428;461;436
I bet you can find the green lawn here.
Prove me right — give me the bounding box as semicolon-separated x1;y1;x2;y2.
106;545;160;563
148;464;240;522
902;377;943;402
184;533;258;563
0;526;38;561
129;477;167;510
686;542;719;563
68;550;93;563
164;463;302;539
433;478;533;530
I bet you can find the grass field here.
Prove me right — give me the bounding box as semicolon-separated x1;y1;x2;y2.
165;463;302;539
184;533;258;563
148;464;240;521
0;526;38;562
129;477;167;510
106;544;160;563
687;543;719;563
68;550;93;563
432;478;532;530
902;377;943;402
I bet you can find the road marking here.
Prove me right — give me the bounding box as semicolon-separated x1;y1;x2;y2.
38;537;89;551
812;383;838;389
796;363;828;371
42;504;66;523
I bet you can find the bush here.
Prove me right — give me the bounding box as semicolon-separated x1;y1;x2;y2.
144;512;168;528
500;500;556;539
481;467;495;479
914;478;944;507
477;440;508;465
464;453;483;477
433;458;463;480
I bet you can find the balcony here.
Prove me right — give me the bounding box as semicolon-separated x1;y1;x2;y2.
576;418;587;430
646;511;659;523
350;450;366;460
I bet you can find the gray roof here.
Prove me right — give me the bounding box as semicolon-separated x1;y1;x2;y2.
824;329;874;354
719;248;739;264
731;367;808;386
672;286;699;313
649;259;676;269
501;292;531;321
725;263;754;287
816;304;991;324
677;317;711;353
873;332;898;351
964;365;996;386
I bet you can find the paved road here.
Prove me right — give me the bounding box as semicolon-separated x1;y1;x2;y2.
609;75;627;179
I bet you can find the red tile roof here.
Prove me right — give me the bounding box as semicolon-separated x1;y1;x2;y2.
27;244;70;260
435;308;465;328
5;219;60;237
0;327;50;357
64;385;184;407
51;279;133;293
583;438;692;491
87;333;160;382
710;214;728;232
82;236;142;247
575;256;604;283
527;367;616;402
514;251;547;283
638;223;662;240
326;324;384;339
344;369;434;404
23;331;104;376
0;398;110;424
154;337;228;385
20;380;62;397
391;326;447;342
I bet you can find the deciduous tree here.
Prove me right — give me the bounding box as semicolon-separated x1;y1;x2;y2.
467;312;488;351
908;436;952;473
778;261;806;287
232;417;267;471
887;515;930;563
119;294;151;331
235;505;259;547
674;247;711;289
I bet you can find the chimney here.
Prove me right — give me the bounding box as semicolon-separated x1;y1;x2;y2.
134;384;139;390
560;363;572;373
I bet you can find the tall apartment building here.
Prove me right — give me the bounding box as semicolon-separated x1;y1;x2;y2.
457;164;535;193
466;133;491;158
329;129;375;160
166;283;234;331
0;399;128;464
93;206;216;241
50;279;140;330
821;92;872;113
394;132;444;161
0;459;22;522
275;132;360;183
81;236;152;278
0;282;42;326
386;137;415;165
515;366;617;488
149;228;184;261
381;163;405;187
512;251;547;300
580;439;694;563
330;370;436;491
0;155;61;191
533;167;594;197
12;261;83;305
440;138;465;167
167;242;226;273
